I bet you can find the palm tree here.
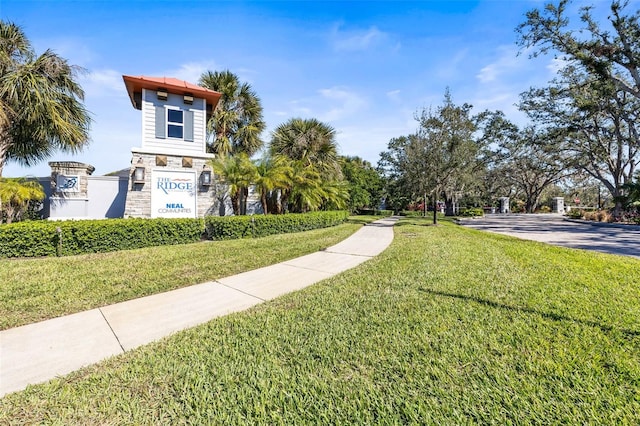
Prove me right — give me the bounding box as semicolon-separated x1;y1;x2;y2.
199;70;266;157
253;155;292;214
320;179;350;211
287;161;324;213
210;153;257;215
0;21;90;177
269;118;342;181
0;177;45;223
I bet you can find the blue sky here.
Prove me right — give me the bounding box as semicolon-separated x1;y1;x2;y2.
0;0;621;177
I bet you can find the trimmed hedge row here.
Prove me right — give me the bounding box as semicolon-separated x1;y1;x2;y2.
356;209;394;216
0;211;350;258
0;218;204;258
204;211;349;240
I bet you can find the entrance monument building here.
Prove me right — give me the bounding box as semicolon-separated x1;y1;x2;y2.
122;76;222;218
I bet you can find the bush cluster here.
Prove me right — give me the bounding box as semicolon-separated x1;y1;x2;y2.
399;210;425;217
458;208;484;217
204;211;348;240
355;209;393;216
0;211;349;258
583;210;613;223
566;209;584;219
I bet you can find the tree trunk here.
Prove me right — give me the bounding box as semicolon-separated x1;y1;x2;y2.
230;191;240;215
432;192;438;225
266;191;279;214
280;189;290;214
242;187;249;215
0;145;6;178
445;195;456;216
423;193;427;217
218;197;226;216
260;193;268;215
4;204;14;224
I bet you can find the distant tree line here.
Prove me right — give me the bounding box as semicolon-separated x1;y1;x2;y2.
378;0;640;221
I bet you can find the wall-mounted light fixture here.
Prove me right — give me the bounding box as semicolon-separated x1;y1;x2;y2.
134;158;145;183
183;93;194;105
157;89;168;101
200;166;212;186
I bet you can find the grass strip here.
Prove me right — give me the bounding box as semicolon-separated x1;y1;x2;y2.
1;217;639;424
0;219;373;330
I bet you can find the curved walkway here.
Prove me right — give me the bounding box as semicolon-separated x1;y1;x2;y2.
458;214;640;259
0;217;397;397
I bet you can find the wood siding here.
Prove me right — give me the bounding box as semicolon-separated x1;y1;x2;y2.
141;89;207;156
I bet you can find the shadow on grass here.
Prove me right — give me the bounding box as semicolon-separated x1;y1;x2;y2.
419;287;640;338
347;217;379;225
395;220;448;227
347;216;397;226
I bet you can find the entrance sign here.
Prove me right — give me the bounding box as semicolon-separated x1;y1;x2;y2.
151;170;196;218
56;175;79;193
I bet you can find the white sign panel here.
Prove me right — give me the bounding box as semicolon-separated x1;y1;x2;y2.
151;170;196;218
56;175;79;192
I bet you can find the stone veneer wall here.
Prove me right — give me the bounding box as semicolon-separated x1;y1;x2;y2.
123;153;218;218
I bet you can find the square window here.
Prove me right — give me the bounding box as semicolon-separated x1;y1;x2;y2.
168;109;183;124
168;124;183;138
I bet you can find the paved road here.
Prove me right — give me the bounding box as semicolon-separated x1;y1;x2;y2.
458;214;640;259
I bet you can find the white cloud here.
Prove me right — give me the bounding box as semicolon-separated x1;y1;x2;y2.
546;57;569;75
470;91;528;125
386;89;401;102
477;64;498;83
473;92;513;108
335;119;416;163
284;99;314;118
331;24;390;52
167;61;217;84
317;87;368;122
435;48;469;80
35;37;95;67
79;69;124;97
476;45;525;83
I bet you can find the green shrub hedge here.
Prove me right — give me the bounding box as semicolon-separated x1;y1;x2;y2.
0;221;59;258
204;211;349;240
399;210;424;217
356;209;394;216
0;211;349;258
0;218;204;258
458;208;484;217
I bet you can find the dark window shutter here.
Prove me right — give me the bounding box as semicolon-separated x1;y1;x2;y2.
184;110;194;142
155;106;166;139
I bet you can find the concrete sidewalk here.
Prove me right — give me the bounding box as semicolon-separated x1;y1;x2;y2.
0;217;397;397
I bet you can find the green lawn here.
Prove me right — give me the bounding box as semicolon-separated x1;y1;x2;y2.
1;217;639;424
0;220;369;330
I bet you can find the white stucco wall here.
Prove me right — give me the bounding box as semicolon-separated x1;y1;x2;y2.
87;176;128;218
49;176;127;220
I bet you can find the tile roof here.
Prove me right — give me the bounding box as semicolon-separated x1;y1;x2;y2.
122;75;222;109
